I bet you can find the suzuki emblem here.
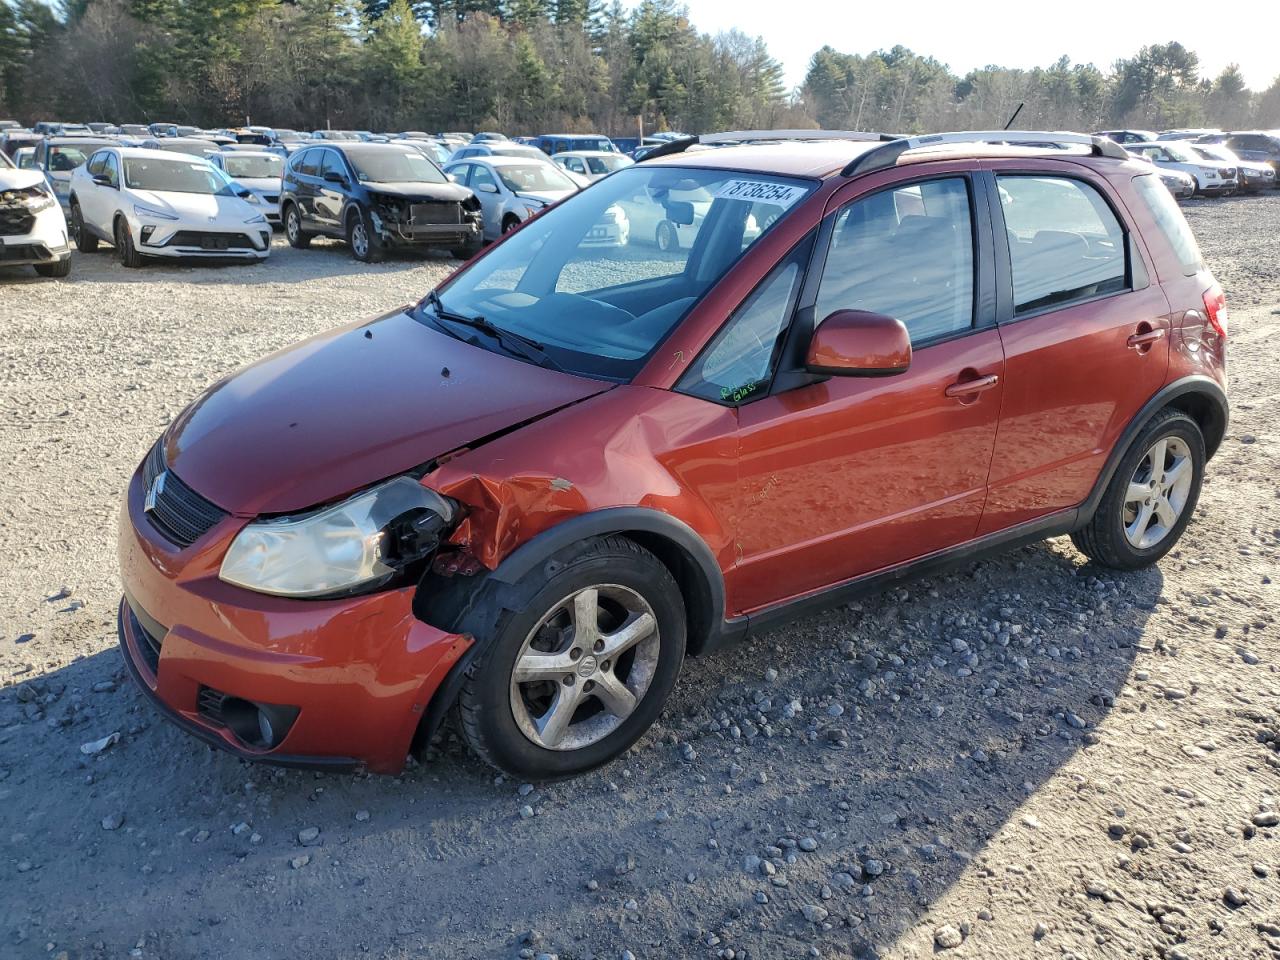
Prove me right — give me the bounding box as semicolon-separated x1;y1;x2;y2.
144;471;167;513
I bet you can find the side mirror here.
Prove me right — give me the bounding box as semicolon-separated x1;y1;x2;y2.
806;310;911;377
665;200;695;225
476;182;498;194
92;174;114;188
323;170;346;185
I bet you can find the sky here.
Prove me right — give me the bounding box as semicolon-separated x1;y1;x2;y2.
652;0;1278;93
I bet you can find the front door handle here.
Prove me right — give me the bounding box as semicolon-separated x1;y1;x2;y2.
1127;328;1166;350
945;373;1000;399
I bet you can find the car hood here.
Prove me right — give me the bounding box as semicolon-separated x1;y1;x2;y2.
130;189;257;221
361;180;473;202
0;169;46;191
163;310;612;515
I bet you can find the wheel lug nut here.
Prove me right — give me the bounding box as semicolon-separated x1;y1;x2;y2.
593;640;605;653
583;680;595;692
563;675;574;686
601;660;611;671
570;648;582;660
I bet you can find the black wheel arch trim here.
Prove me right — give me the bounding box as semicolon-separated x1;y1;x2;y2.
410;507;733;754
1077;374;1227;526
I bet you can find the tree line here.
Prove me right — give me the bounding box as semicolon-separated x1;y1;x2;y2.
2;0;1278;136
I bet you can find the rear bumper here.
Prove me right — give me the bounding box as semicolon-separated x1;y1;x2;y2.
116;464;472;773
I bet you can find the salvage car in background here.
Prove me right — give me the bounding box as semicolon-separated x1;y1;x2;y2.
281;142;482;262
68;147;271;267
1196;131;1280;181
1128;142;1237;195
209;150;285;224
0;148;71;277
553;150;634;182
34;135;113;211
1188;143;1275;192
443;155;579;240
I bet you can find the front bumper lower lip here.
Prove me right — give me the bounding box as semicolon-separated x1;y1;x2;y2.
117;598;361;772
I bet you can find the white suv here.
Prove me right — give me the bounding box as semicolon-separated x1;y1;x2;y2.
68;146;271;267
0;150;71;278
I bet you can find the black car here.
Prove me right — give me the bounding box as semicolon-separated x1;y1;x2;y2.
281;143;483;262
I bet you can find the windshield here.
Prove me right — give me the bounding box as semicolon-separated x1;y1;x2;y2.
223;154;282;179
1162;143;1197;163
124;156;236;195
348;148;446;184
426;165;813;379
496;162;577;193
586;155;631;175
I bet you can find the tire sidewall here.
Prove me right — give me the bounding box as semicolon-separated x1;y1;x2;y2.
285;205;302;245
1103;413;1205;565
464;549;686;779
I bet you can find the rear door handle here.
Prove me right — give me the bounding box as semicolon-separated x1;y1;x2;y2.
1127;328;1166;349
945;374;1000;398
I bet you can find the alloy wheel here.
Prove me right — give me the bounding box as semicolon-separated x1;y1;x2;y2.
351;219;369;257
286;209;299;242
1122;436;1194;549
508;584;660;752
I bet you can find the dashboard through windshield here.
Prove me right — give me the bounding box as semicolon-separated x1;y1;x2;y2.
422;165;814;380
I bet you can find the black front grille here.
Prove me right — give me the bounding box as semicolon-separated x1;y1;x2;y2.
164;231;255;250
0;243;47;261
410;202;461;225
0;204;35;236
197;687;231;726
141;443;229;547
263;194;279;204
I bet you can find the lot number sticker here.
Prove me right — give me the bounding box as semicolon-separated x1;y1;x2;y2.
714;180;807;209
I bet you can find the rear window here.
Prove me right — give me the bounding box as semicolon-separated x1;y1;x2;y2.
1131;174;1203;276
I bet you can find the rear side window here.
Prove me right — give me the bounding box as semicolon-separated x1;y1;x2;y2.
1131;173;1204;276
997;176;1126;314
815;177;975;344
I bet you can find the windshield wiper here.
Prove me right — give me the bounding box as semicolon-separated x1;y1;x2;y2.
423;290;565;373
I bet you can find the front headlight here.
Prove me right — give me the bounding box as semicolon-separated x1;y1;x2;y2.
219;476;459;598
134;203;179;221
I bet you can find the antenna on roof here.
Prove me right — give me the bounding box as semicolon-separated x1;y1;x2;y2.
1003;103;1024;131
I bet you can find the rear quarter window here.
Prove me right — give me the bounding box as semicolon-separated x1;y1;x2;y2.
1131;173;1204;276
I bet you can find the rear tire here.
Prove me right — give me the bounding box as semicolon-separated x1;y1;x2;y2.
451;236;483;261
34;258;71;278
284;203;311;249
70;201;97;253
1072;409;1205;569
114;217;143;268
501;214;521;235
457;536;686;780
656;220;677;252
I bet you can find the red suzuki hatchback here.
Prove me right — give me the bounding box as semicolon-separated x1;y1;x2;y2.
117;130;1229;779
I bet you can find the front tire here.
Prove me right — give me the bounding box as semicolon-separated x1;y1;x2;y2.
347;206;384;263
114;217;143;268
656;219;678;252
1072;409;1205;569
34;258;71;278
457;536;686;780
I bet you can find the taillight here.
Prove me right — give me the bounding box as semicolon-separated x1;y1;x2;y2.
1202;284;1228;340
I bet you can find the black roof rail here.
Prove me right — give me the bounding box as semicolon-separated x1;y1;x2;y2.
842;130;1131;176
639;129;898;163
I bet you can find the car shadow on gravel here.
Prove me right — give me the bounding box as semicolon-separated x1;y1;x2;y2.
0;538;1160;959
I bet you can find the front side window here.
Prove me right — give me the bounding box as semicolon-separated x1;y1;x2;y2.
494;163;576;194
998;175;1127;313
679;235;814;405
428;166;814;380
815;177;975;343
320;149;345;179
469;164;497;191
103;152;120;187
86;151;107;177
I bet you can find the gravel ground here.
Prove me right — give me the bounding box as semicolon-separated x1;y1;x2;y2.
1;196;1279;960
